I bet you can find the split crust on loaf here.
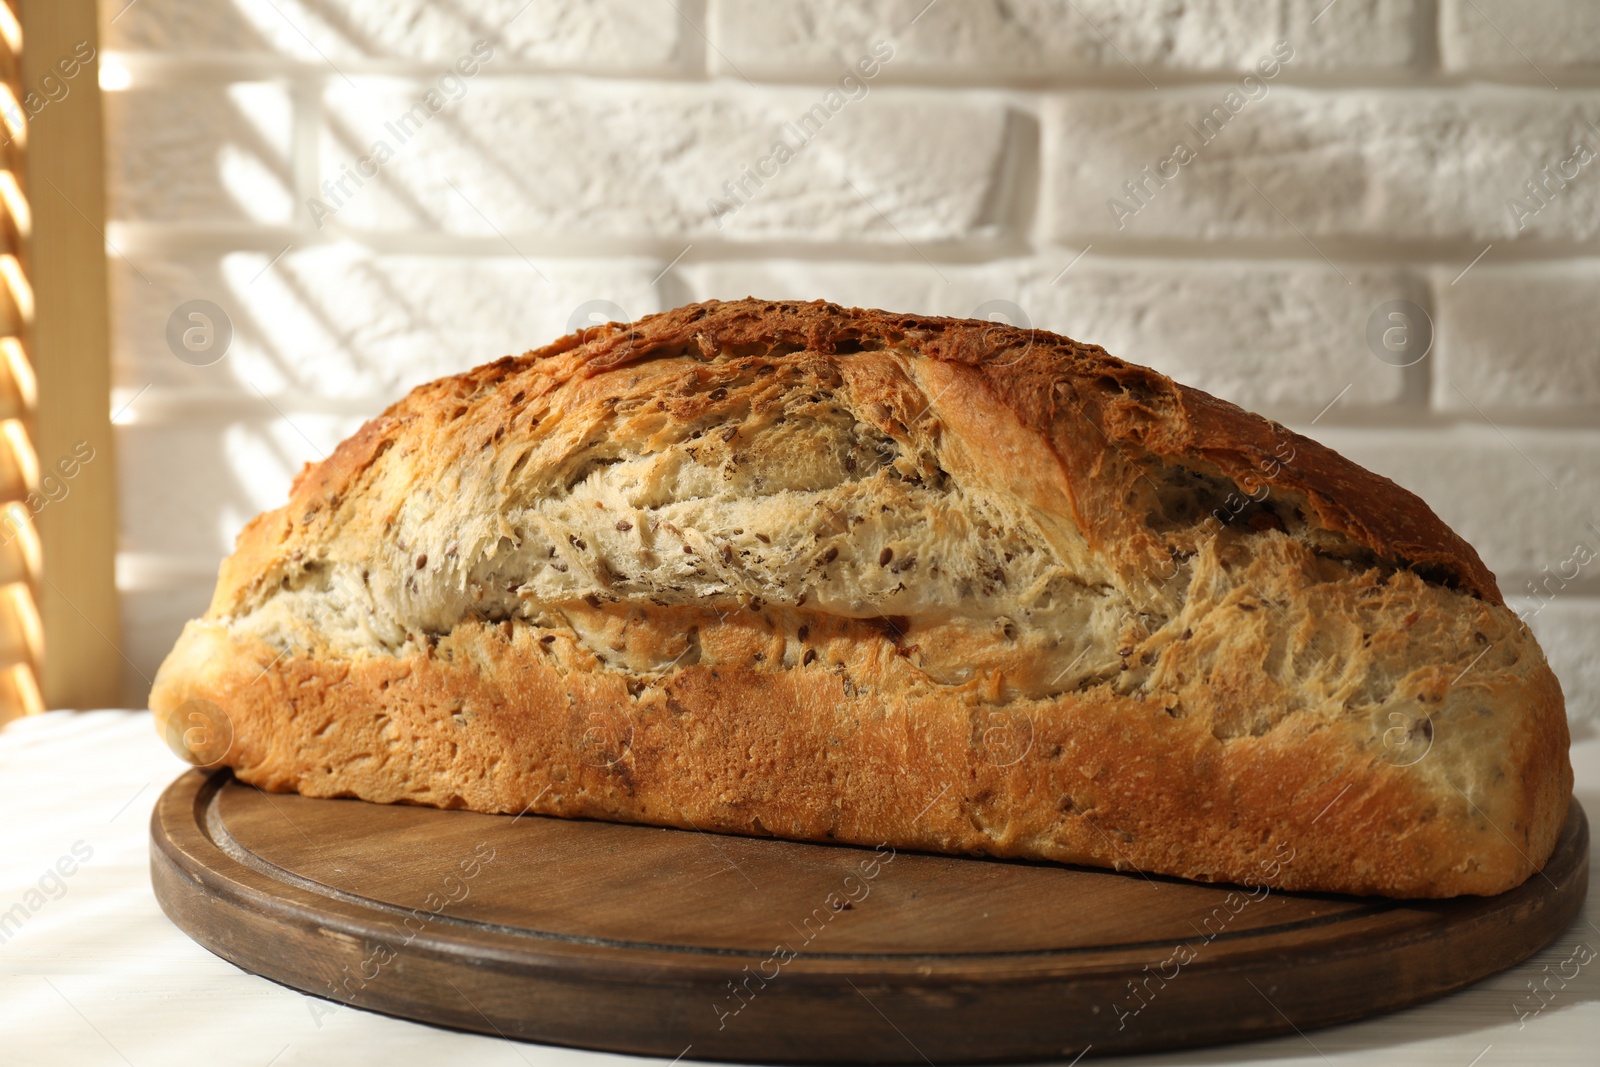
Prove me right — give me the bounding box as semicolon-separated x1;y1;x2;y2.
151;298;1572;898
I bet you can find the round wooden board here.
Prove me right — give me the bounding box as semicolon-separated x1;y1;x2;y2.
151;770;1588;1063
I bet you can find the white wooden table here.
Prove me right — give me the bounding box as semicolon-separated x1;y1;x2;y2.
1;709;1595;1067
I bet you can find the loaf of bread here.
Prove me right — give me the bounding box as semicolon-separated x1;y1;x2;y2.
150;298;1571;898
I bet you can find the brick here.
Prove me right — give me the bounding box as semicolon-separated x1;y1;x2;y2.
318;81;1014;243
1434;261;1600;413
1441;0;1600;72
103;0;688;69
1043;89;1600;243
709;0;1420;77
117;417;367;563
109;246;663;403
680;258;1412;415
1307;427;1600;583
104;83;294;224
1516;599;1600;731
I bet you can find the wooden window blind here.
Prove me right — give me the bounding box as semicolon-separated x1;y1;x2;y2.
0;0;118;724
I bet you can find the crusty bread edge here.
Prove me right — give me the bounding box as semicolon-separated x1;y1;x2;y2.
153;612;1571;899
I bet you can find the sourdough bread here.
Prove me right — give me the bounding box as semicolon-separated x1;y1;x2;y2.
150;298;1572;897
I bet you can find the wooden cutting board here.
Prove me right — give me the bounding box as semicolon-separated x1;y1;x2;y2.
150;770;1588;1063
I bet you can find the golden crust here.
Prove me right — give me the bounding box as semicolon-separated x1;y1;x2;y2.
151;298;1571;898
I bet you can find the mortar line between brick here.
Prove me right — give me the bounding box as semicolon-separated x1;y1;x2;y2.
290;75;322;228
99;52;1600;91
97;225;1600;268
1416;0;1443;77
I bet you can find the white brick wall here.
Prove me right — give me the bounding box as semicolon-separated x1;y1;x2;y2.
710;0;1424;77
103;0;691;69
1434;261;1600;413
102;0;1600;727
110;247;664;397
317;81;1016;241
1440;0;1600;71
1045;90;1600;242
105;83;295;223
